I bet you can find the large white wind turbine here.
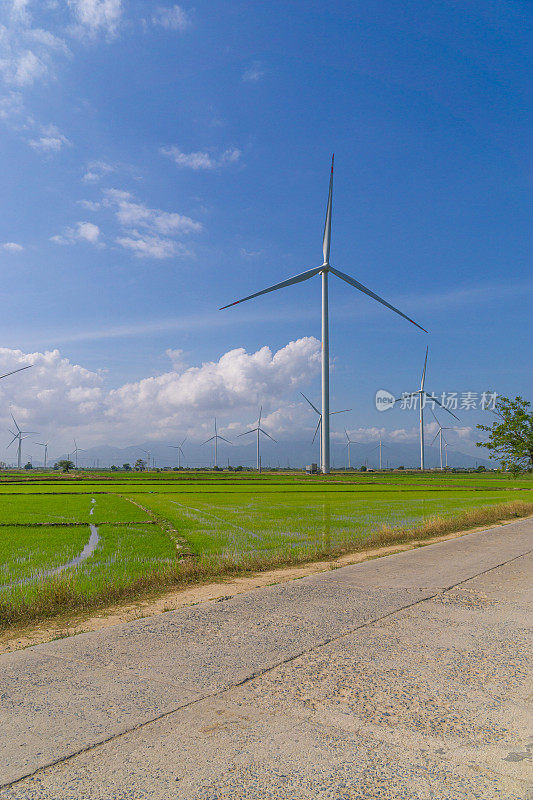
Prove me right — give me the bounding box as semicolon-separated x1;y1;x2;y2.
201;419;231;469
237;406;276;472
396;347;459;471
221;156;426;473
8;414;37;469
168;437;187;469
301;392;350;468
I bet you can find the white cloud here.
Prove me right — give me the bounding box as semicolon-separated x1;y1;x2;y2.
102;188;202;258
82;160;115;182
0;338;321;449
1;241;23;252
152;5;190;31
28;123;70;151
160;145;241;170
115;231;187;259
242;61;265;82
77;199;101;211
51;221;101;246
68;0;122;38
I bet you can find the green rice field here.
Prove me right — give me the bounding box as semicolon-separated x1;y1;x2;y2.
0;469;532;627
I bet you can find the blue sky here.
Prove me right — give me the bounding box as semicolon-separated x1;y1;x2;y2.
0;0;530;457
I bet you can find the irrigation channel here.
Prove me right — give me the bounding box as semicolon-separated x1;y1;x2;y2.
0;499;100;591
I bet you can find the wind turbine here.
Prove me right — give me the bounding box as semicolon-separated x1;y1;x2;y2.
8;414;37;469
430;410;453;471
168;437;187;469
201;419;231;469
0;365;33;381
35;441;48;469
237;407;276;472
72;440;85;469
301;392;350;469
368;436;388;470
221;156;426;473
396;347;459;471
140;448;151;470
343;428;361;470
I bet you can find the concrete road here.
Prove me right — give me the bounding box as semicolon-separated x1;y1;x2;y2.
1;518;531;799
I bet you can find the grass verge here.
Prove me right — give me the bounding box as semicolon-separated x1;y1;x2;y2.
1;499;531;631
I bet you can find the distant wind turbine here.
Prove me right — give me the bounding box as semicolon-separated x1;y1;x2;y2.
140;448;151;470
369;436;388;470
237;407;276;472
396;347;459;471
343;428;361;470
301;392;350;468
168;437;187;469
8;414;37;469
430;410;454;471
35;441;48;469
220;156;426;473
201;419;231;469
72;440;85;469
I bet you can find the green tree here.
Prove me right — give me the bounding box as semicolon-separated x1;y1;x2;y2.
57;459;75;473
24;462;33;470
122;463;131;471
477;395;533;471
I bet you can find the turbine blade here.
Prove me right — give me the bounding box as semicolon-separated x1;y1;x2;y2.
394;392;418;403
217;436;232;444
431;432;439;445
330;408;350;415
312;418;321;444
10;414;20;432
237;429;256;437
258;428;276;443
180;436;187;448
425;394;460;421
258;405;262;427
220;266;322;310
7;436;17;448
201;436;215;446
0;365;32;381
420;346;428;391
322;154;334;264
300;392;321;416
329;267;427;332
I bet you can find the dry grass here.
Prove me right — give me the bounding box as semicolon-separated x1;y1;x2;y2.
1;499;532;630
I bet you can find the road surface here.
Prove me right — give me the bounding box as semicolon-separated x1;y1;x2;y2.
1;518;531;799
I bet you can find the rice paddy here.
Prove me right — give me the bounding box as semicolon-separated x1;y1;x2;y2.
1;469;532;627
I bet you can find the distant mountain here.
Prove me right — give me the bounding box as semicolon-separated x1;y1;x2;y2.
45;439;492;471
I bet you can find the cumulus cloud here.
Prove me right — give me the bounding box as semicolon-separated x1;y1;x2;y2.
160;145;241;170
51;221;101;246
1;241;23;251
28;123;70;151
152;5;190;31
0;338;321;450
68;0;122;38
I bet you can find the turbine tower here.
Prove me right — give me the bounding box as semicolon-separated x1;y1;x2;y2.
8;414;37;469
168;437;187;469
301;392;350;468
221;156;426;473
35;441;48;469
396;347;458;471
237;407;276;472
201;419;231;469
